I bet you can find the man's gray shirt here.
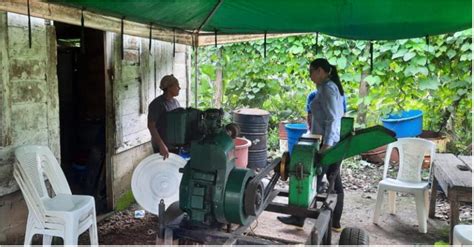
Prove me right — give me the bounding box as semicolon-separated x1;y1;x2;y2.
148;95;180;149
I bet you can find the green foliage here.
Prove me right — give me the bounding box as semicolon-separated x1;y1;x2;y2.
267;126;280;151
342;157;363;170
192;30;472;153
116;190;135;211
434;241;449;246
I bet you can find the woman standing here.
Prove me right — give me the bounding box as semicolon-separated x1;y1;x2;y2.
309;58;345;231
278;58;345;232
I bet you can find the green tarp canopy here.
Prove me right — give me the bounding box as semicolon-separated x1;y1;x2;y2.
47;0;471;40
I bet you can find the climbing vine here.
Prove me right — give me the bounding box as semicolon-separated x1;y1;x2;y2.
192;30;472;153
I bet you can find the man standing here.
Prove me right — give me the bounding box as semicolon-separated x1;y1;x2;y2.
148;75;181;159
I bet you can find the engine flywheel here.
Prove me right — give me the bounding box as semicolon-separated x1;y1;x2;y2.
279;151;290;181
224;168;255;225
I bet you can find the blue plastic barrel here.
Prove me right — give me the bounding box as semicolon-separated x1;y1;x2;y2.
381;110;423;138
285;123;308;154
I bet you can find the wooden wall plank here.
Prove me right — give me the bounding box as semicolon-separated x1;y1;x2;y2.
0;12;12;147
139;38;152;114
121;114;147;137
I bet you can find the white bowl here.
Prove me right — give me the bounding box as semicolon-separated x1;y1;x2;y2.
131;153;187;215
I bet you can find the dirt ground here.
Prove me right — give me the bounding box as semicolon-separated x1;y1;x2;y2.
74;190;460;245
71;161;471;245
254;191;452;245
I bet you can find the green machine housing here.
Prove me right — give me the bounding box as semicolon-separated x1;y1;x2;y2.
288;135;320;207
166;108;255;226
288;117;396;207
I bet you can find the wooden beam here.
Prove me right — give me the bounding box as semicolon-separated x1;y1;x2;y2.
197;33;304;46
0;0;194;45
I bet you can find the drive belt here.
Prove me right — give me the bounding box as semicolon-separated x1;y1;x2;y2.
244;157;281;216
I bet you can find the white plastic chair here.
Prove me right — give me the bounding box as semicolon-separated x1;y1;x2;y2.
373;138;435;233
453;224;472;245
13;145;98;246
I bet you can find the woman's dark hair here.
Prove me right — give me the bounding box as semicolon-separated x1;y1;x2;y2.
310;58;344;96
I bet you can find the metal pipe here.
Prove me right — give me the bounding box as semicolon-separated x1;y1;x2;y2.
27;0;31;48
196;0;224;33
158;199;165;239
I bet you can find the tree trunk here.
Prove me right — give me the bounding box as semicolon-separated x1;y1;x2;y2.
213;48;223;108
356;44;372;126
439;97;462;134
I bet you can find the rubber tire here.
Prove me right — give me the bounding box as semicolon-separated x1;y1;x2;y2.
338;227;369;245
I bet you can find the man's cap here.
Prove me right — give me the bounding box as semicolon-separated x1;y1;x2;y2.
160;74;179;90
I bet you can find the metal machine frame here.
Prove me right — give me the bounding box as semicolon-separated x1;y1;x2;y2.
159;157;337;245
163;191;336;245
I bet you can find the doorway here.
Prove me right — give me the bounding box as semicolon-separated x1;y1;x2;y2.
55;22;108;213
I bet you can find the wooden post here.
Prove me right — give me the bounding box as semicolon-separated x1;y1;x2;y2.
104;32;116;210
45;20;60;155
448;190;460;244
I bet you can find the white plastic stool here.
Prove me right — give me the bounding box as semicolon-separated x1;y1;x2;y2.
453;225;472;245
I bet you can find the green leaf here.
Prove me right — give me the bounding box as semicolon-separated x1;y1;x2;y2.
365;75;381;86
392;49;407;59
414;57;427;66
288;46;304;54
447;49;457;59
461;42;471;52
337;57;347;69
398;39;408;45
404;66;429;76
379;43;392;52
460;54;471;61
363;95;373;105
419;78;440;90
457;89;467;96
403;52;416;61
448;80;470;89
201;64;215;77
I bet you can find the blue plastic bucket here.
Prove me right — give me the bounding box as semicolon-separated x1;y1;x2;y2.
285;123;308;154
381;110;423;138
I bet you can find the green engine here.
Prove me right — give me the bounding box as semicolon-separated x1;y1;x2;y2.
166;109;397;227
166;108;255;226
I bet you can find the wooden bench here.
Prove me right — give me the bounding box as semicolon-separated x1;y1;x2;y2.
429;153;472;244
